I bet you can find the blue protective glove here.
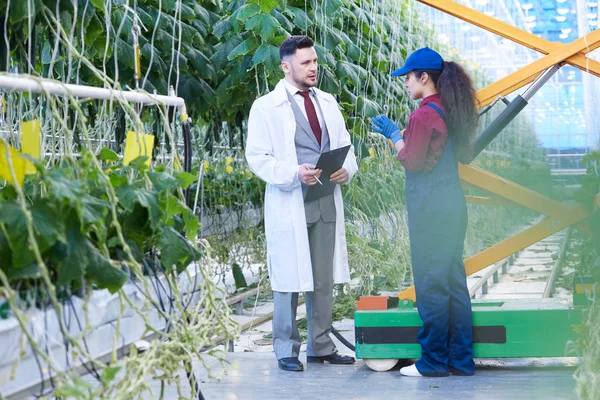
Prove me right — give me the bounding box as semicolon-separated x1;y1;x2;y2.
371;114;403;144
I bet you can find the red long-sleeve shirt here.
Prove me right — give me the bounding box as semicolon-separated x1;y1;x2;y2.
397;93;448;172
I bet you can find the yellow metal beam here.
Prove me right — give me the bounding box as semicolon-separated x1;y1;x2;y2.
398;210;590;301
464;195;519;207
418;0;600;106
477;29;600;106
459;164;592;234
463;211;589;277
418;0;600;74
397;165;592;301
459;164;571;218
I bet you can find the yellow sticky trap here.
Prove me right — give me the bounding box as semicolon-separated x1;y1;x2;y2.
21;120;41;175
0;142;26;187
124;131;154;167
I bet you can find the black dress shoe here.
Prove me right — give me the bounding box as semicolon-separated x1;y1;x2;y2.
278;357;304;371
307;351;355;365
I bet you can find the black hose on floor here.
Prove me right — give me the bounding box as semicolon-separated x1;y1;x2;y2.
331;326;355;352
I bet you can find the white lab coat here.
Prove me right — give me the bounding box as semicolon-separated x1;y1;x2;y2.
245;80;358;292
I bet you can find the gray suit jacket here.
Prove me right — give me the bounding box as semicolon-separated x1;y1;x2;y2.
286;89;336;224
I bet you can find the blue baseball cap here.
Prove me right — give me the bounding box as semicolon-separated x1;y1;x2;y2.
391;47;443;77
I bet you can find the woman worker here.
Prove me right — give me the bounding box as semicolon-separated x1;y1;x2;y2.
371;47;479;377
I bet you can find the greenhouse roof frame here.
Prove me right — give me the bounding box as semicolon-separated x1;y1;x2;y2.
419;0;600;107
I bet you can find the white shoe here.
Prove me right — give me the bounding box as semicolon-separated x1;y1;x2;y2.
400;364;423;377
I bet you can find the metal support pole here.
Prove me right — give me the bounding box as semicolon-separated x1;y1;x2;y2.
0;74;186;108
543;228;572;298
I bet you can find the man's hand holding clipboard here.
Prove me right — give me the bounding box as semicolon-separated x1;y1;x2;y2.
303;145;351;202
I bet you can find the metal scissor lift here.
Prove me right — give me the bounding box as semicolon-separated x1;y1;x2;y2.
354;1;599;371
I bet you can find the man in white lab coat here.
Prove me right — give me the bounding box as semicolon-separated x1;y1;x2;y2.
246;36;358;372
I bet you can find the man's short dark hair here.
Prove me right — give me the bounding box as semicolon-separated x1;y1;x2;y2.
280;35;314;61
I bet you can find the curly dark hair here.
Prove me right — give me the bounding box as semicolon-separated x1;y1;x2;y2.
414;61;479;163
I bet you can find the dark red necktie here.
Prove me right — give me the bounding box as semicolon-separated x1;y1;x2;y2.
297;91;322;146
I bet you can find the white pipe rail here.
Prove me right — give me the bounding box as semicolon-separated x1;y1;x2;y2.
0;74;188;116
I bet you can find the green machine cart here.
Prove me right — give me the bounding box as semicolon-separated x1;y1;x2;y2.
354;296;586;371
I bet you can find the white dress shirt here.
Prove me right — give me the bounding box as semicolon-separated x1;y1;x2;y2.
282;78;325;130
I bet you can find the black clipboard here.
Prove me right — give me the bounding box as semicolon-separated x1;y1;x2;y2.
304;145;351;202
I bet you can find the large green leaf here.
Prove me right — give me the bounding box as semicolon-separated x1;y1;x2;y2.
30;203;65;252
128;157;150;173
9;1;35;24
0;230;13;269
194;4;211;25
314;44;336;67
182;209;201;240
85;244;128;294
180;4;195;20
0;201;62;268
178;75;207;108
116;184;162;230
211;37;242;69
213;19;234;39
236;3;262;22
336;61;359;84
116;183;138;212
161;0;177;12
89;0;105;12
115;38;135;70
100;366;122;385
98;148;119;162
185;48;211;72
356;96;381;118
273;10;294;32
56;220;87;287
42;41;52;65
175;171;197;189
286;6;311;29
245;14;280;41
2;262;41;281
82;195;108;227
46;169;85;206
252;43;280;68
227;36;259;61
163;193;187;217
159;226;197;273
136;189;162;230
324;0;344;16
319;67;340;95
247;0;279;13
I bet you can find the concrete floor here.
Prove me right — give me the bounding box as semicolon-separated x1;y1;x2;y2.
185;290;580;400
192;353;578;400
70;311;580;400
